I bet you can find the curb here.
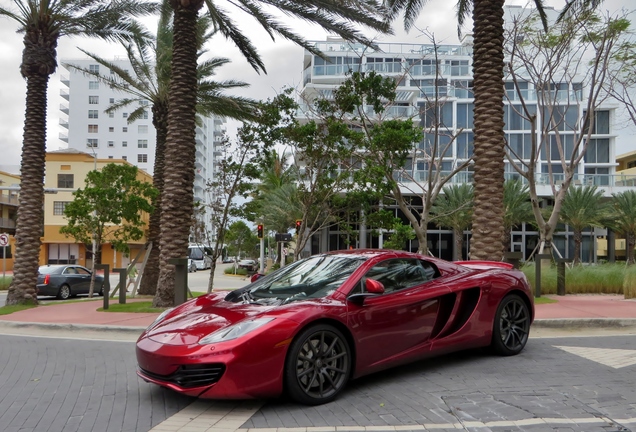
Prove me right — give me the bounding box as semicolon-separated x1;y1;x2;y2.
0;320;147;334
2;318;636;335
533;318;636;328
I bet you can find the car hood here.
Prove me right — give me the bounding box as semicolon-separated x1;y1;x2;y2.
143;292;279;346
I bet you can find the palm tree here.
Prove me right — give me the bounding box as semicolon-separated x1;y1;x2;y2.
431;184;474;261
385;0;547;261
609;190;636;265
64;5;258;296
503;179;533;253
0;0;156;306
559;185;608;265
154;0;392;307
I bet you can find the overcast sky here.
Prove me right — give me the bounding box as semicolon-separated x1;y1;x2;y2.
0;0;632;174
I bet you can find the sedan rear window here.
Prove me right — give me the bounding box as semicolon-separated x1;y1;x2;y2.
38;266;61;275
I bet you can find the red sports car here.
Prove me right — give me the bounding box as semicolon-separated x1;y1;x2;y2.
136;249;533;405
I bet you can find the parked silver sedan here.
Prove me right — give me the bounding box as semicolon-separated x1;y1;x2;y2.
36;265;104;300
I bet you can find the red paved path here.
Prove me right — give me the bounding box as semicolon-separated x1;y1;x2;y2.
1;294;636;327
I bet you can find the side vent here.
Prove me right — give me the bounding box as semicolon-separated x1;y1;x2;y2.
433;287;481;339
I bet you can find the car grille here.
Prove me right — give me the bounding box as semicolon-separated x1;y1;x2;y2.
140;364;225;388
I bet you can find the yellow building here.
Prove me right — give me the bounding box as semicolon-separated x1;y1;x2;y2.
43;149;153;269
0;170;19;270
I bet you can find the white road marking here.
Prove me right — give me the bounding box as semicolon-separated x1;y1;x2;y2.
553;345;636;368
149;400;263;432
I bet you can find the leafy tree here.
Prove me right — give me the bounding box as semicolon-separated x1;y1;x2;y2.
505;9;630;258
608;190;636;265
503;179;534;253
59;164;157;296
1;0;156;306
64;3;258;297
382;221;416;251
559;185;608;265
154;0;392;307
385;0;547;261
225;221;256;260
431;184;474;261
199;132;261;293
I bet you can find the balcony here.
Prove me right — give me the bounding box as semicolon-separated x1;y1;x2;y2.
0;193;18;206
60;75;70;87
59;118;69;129
59;133;68;142
0;217;16;229
60;104;69;114
60;89;69;101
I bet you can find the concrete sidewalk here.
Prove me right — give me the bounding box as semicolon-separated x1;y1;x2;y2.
1;293;636;334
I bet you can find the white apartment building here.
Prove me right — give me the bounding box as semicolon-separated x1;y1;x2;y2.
58;59;226;229
298;6;633;262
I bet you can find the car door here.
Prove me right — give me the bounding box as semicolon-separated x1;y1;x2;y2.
74;267;93;293
347;258;450;371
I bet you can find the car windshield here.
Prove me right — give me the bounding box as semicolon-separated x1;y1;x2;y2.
231;255;365;305
188;247;205;260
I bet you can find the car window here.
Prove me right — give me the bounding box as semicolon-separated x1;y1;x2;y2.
64;267;77;275
354;258;439;295
76;267;91;276
38;266;61;275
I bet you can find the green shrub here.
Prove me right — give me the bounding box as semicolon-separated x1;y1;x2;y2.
0;276;11;290
224;267;247;276
624;265;636;299
521;263;626;295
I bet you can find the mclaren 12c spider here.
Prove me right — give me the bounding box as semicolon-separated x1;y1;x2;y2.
136;249;534;405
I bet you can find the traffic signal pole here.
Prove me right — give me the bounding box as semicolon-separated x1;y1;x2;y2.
259;237;265;273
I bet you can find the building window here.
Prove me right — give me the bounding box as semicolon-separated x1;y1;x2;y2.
87;138;98;148
109;127;114;132
139;100;149;106
108;112;114;118
108;141;114;147
138;154;148;163
592;111;610;134
584;139;610;163
138;139;148;148
88;124;98;133
122;156;127;161
53;201;70;215
122;127;128;132
142;110;149;119
88;96;99;104
123;112;128;118
122;141;128;147
109;98;115;103
57;174;74;189
89;64;99;73
108;156;113;159
88;81;99;90
88;110;98;119
138;125;148;134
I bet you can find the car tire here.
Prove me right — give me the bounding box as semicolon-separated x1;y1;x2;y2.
98;284;104;296
57;284;71;300
284;324;351;405
491;294;530;356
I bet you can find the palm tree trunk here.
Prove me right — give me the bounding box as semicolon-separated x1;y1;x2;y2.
6;73;49;306
470;0;506;261
454;229;464;261
138;104;168;295
627;233;635;265
573;229;582;265
153;1;202;307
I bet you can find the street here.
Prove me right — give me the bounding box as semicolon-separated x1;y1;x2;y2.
0;330;635;431
0;263;250;304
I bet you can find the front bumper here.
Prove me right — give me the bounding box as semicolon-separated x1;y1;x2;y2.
136;321;297;399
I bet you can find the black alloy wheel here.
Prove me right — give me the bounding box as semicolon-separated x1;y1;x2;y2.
57;284;71;300
492;294;530;356
285;324;351;405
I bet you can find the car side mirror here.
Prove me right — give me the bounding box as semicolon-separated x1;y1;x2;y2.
366;278;385;294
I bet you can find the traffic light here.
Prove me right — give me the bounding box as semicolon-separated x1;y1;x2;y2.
295;220;302;235
257;224;264;239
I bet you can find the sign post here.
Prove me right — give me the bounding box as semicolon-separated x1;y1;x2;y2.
0;233;9;280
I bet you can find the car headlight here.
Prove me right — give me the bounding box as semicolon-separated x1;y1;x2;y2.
199;318;274;345
146;307;174;332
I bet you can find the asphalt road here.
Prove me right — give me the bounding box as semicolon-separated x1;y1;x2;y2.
0;263;250;305
0;331;635;432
